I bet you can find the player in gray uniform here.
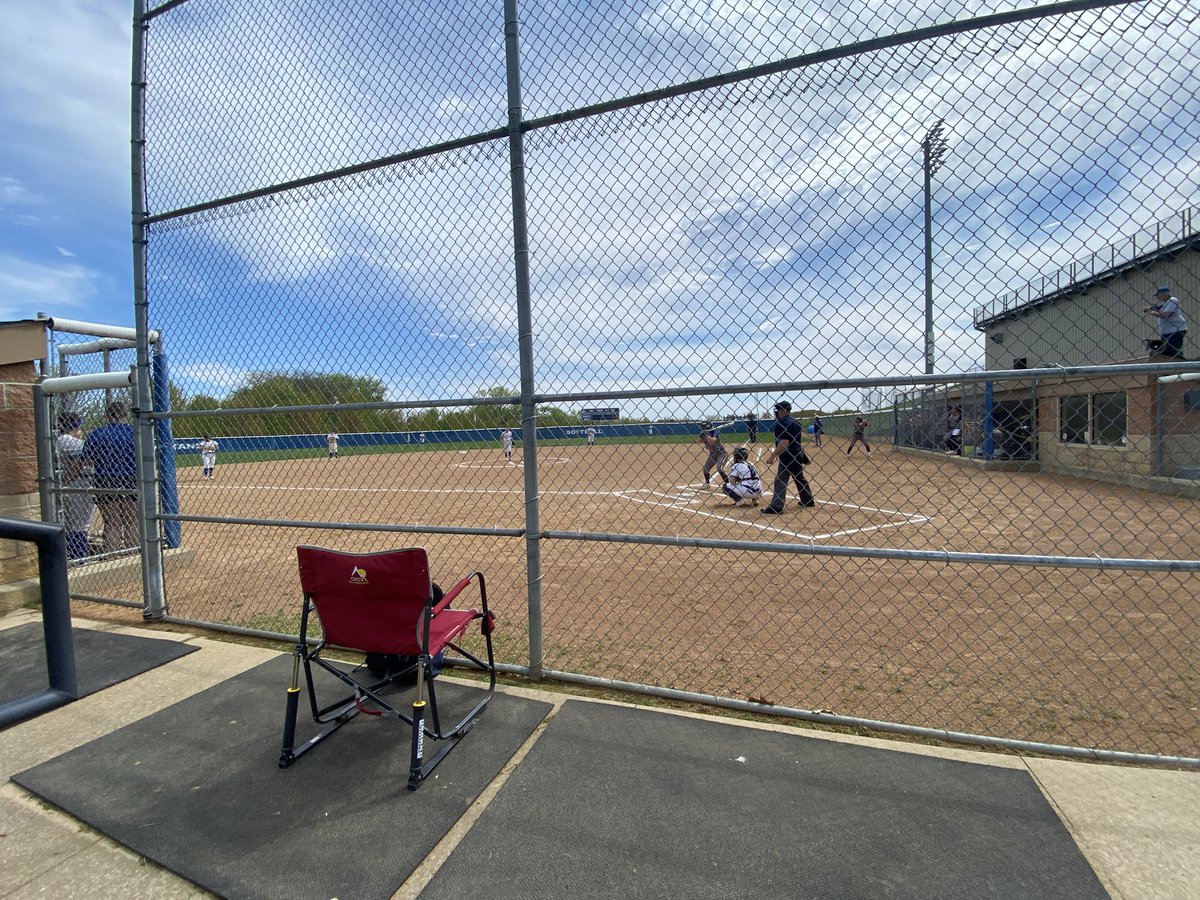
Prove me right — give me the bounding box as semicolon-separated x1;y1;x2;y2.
697;422;729;486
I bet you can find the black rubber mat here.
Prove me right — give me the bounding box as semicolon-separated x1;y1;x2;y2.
0;622;198;712
13;654;552;900
422;700;1109;900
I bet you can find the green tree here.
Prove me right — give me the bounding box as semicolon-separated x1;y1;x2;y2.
220;372;400;436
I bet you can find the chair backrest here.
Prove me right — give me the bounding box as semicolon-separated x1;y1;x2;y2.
296;545;432;654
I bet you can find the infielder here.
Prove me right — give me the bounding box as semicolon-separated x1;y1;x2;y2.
722;447;763;506
697;422;729;486
199;435;218;480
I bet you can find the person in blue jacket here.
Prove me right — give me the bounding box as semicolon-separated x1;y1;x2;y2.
83;400;139;551
760;400;815;515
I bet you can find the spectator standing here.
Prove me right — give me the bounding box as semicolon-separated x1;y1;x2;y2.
1144;286;1188;359
760;401;815;514
56;413;95;559
847;416;872;456
811;413;825;448
83;400;139;551
944;406;963;456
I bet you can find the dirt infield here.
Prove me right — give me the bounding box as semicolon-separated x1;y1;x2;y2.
73;440;1200;758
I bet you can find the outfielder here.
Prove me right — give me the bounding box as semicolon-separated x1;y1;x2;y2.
501;427;514;461
199;435;218;480
697;422;729;486
722;447;763;506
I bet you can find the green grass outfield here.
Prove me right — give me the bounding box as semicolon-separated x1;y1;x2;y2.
173;434;703;468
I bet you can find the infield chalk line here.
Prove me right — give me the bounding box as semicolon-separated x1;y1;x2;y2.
455;456;570;468
185;484;614;496
188;482;931;540
619;487;932;541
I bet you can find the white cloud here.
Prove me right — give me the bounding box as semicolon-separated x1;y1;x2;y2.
0;253;100;319
122;0;1199;407
170;361;252;394
0;1;131;186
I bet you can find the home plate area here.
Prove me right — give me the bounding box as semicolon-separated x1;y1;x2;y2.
612;483;932;542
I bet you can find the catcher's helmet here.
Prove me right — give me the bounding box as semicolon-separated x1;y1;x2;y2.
733;447;749;462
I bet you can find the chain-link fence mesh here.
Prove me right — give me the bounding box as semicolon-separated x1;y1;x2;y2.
121;0;1200;761
42;331;142;602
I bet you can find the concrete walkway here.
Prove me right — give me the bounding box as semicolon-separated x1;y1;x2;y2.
1;609;1197;899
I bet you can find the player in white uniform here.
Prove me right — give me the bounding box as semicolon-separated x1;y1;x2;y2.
722;447;763;506
586;426;596;446
501;427;514;461
327;432;339;458
199;435;218;480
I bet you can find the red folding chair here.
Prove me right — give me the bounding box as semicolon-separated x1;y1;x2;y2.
279;546;496;790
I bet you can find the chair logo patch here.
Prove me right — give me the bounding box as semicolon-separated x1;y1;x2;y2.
349;566;368;584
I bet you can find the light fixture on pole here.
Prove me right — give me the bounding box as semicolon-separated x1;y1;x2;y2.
922;119;949;375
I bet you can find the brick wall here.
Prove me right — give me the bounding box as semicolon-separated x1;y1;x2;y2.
1;360;39;593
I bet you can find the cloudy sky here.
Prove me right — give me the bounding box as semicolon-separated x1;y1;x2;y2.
0;1;131;326
2;0;1197;416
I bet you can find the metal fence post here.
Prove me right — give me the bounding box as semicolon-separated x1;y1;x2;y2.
504;0;543;679
33;385;58;529
130;0;165;620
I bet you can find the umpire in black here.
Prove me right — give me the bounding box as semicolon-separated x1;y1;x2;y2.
760;400;815;515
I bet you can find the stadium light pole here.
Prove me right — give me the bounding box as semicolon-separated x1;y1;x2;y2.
922;119;949;375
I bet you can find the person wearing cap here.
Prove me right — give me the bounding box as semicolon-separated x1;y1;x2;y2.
745;412;758;444
56;412;95;559
847;415;872;455
83;400;139;552
760;401;815;515
697;421;729;487
1143;286;1188;359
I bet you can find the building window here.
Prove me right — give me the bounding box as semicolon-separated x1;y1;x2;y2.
1092;392;1127;446
1059;392;1126;447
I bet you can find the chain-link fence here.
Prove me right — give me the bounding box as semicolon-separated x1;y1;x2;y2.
109;0;1200;762
43;331;139;588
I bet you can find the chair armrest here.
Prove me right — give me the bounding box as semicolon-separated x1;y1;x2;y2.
435;572;482;613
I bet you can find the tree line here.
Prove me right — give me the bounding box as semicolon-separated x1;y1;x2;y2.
168;374;579;438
